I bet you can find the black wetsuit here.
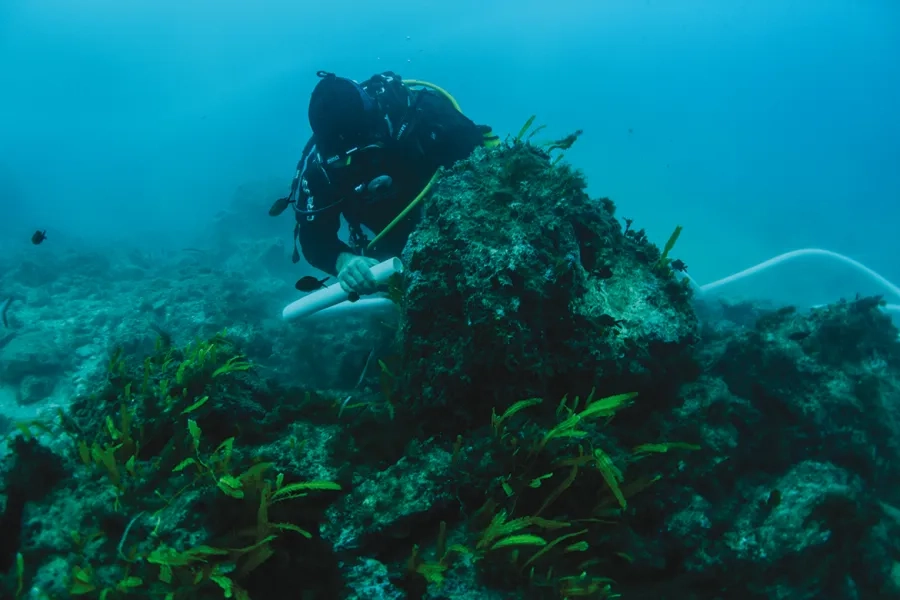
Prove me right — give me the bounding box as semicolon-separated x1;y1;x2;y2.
296;90;485;275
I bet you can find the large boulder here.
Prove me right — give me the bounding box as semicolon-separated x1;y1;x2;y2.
397;141;698;428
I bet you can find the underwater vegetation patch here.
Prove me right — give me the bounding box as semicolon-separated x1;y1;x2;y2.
400;389;699;599
12;332;343;599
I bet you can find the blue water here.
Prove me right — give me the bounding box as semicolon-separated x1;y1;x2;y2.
1;0;899;315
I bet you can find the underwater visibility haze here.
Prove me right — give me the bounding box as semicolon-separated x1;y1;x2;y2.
1;1;900;598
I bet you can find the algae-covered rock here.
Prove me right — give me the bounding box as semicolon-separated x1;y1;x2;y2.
657;296;900;598
325;440;455;554
398;143;697;421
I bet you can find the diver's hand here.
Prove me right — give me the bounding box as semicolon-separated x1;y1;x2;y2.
336;254;379;295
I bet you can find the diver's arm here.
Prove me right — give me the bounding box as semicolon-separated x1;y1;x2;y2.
297;206;352;276
295;155;354;275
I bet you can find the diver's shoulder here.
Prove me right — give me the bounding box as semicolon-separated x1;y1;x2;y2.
413;88;457;114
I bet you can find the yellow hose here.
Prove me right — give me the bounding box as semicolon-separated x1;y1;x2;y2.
367;172;440;251
402;79;462;111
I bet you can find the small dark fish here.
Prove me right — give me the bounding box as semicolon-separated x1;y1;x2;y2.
596;314;624;328
670;259;688;272
295;276;329;292
347;291;360;303
31;230;47;245
788;331;810;341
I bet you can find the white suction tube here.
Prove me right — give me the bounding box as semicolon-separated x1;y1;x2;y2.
282;257;403;322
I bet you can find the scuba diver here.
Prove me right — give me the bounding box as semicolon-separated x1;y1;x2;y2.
269;70;499;295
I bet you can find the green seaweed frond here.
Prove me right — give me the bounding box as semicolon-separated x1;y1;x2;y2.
147;544;229;567
212;355;252;378
520;528;588;571
534;392;637;456
632;442;701;456
593;447;626;509
515;115;538;143
656;224;683;269
476;510;571;553
490;534;547;550
270;480;342;503
492;397;542;437
68;565;97;595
